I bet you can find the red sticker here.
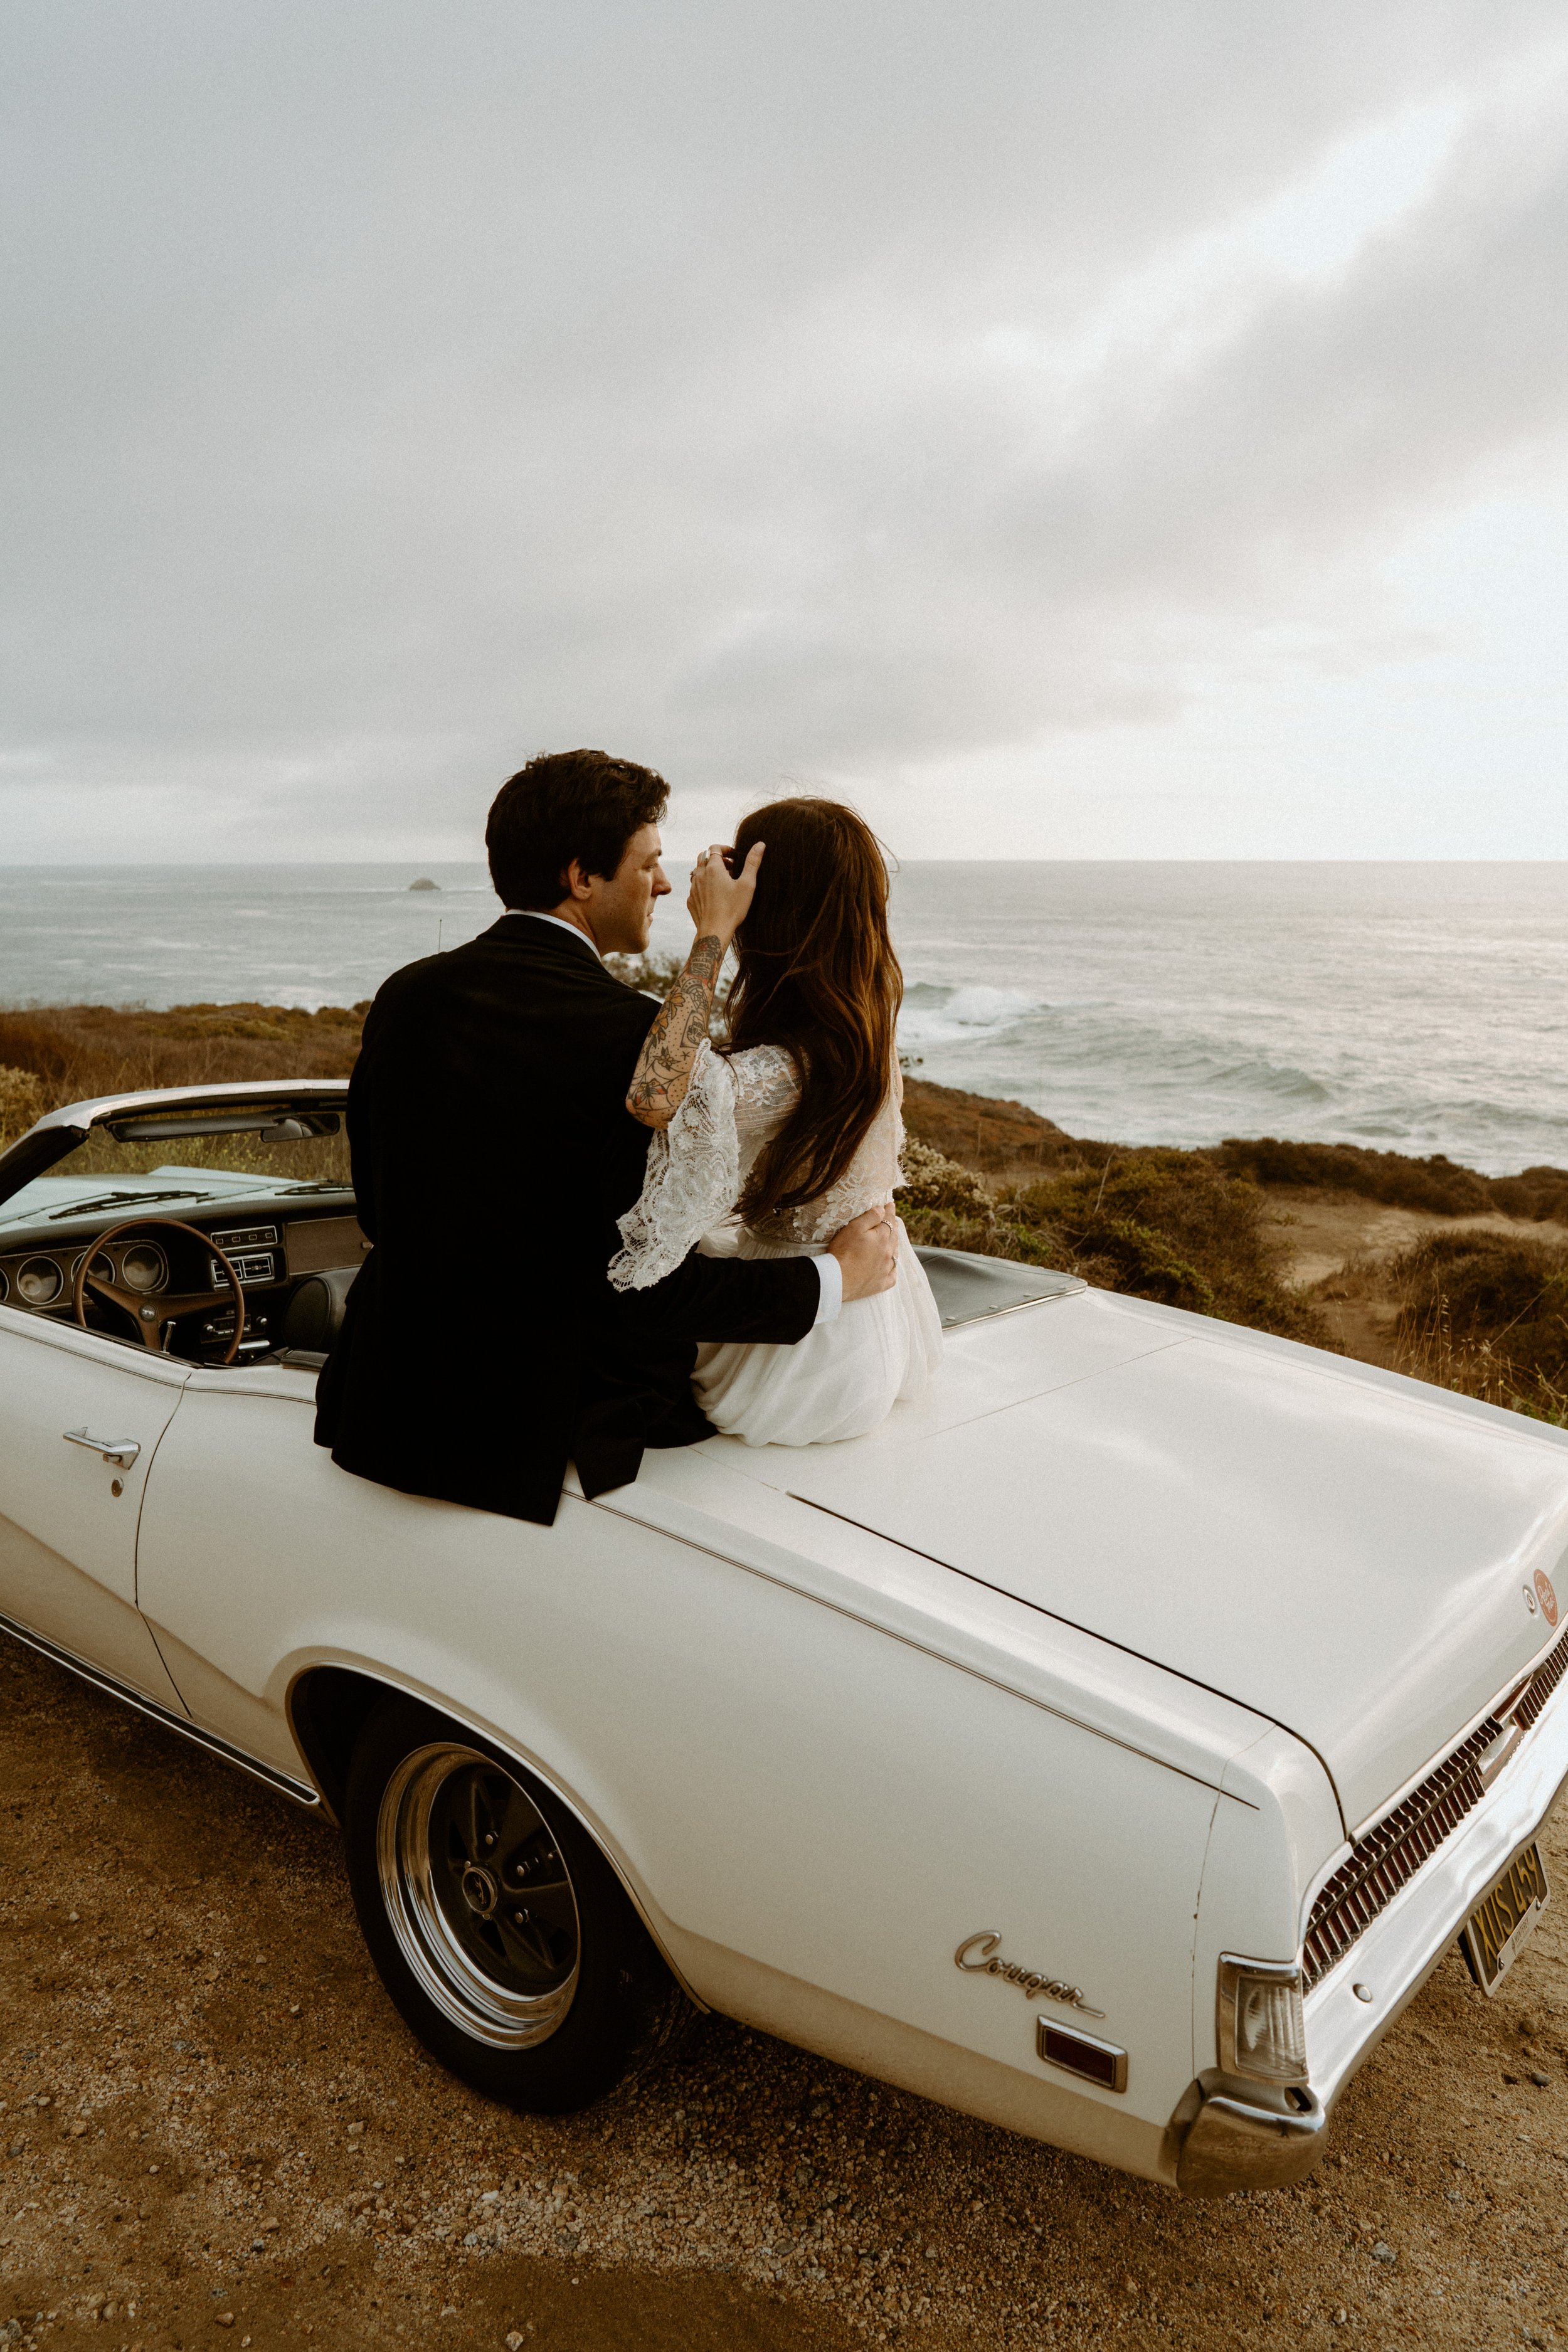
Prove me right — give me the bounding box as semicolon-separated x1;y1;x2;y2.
1535;1571;1559;1629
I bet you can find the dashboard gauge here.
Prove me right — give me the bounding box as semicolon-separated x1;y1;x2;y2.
0;1266;8;1305
119;1243;167;1294
88;1253;114;1283
16;1256;63;1306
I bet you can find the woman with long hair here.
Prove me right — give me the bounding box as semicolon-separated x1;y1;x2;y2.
609;797;941;1446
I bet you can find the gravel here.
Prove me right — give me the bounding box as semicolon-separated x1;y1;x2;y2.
4;1638;1568;2348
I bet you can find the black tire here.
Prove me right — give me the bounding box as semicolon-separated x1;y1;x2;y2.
343;1692;676;2113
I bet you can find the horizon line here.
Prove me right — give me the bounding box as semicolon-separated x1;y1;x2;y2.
4;854;1568;872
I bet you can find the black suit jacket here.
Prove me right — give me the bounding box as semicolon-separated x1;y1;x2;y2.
313;917;819;1523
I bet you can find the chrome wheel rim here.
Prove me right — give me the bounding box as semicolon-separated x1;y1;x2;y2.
376;1742;580;2049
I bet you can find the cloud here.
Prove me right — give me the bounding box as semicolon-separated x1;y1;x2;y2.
1;0;1565;853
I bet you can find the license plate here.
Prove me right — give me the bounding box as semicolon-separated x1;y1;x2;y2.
1459;1841;1550;1996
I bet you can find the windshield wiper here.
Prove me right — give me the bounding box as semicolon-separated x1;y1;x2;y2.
45;1187;220;1222
278;1181;354;1195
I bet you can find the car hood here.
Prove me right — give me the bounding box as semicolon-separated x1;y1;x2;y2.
733;1293;1568;1833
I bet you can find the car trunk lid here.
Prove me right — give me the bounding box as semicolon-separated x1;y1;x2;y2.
761;1318;1568;1831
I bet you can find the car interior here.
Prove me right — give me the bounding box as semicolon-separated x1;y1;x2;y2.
0;1090;366;1368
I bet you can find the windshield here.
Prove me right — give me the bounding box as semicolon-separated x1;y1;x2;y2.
0;1100;351;1230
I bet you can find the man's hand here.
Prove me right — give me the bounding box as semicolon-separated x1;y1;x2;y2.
829;1205;899;1301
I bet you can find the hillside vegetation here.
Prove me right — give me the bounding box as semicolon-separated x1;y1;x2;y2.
0;1004;364;1130
896;1138;1332;1345
896;1118;1568;1426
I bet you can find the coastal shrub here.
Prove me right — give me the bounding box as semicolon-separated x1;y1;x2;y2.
1002;1151;1331;1344
0;1064;45;1147
897;1140;1329;1339
896;1138;996;1226
1488;1165;1568;1224
1212;1135;1495;1216
895;1137;1020;1260
1068;1215;1215;1313
1389;1231;1568;1422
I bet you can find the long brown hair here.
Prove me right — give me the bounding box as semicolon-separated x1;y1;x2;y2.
724;797;901;1223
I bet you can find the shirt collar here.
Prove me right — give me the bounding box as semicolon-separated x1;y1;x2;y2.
502;909;603;963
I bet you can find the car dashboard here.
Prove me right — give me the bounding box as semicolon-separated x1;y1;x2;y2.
0;1194;367;1364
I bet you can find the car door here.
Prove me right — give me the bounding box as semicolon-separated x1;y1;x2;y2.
0;1306;189;1705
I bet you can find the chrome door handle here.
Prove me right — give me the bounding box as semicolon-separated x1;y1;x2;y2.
63;1428;141;1469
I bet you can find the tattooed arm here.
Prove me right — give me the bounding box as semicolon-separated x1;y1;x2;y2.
626;931;726;1126
625;839;765;1127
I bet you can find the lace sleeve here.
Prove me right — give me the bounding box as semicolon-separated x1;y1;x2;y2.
729;1043;802;1131
608;1040;741;1291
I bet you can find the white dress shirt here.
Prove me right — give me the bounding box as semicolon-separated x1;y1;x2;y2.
502;908;840;1325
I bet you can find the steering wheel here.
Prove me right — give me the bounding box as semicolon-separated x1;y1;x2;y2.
72;1217;246;1365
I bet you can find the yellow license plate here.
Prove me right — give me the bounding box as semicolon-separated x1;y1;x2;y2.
1459;1842;1550;1996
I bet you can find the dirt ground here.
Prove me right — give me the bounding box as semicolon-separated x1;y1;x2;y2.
1259;1190;1568;1371
3;1641;1568;2352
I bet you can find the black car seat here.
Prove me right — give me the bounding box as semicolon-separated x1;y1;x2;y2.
278;1264;359;1364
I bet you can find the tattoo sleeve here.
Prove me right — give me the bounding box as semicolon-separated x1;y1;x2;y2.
626;935;724;1125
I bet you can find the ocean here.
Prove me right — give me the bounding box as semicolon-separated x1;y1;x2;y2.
1;861;1565;1177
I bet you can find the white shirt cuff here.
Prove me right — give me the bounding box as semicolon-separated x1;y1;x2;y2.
812;1252;843;1326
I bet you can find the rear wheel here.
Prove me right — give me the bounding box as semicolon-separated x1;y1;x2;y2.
343;1693;676;2111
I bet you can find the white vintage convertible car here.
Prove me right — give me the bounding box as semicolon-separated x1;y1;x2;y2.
2;1079;1566;2196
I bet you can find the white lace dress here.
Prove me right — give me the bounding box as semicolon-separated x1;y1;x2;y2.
608;1041;943;1446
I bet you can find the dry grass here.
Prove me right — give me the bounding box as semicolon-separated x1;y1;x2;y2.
0;1003;366;1147
1385;1229;1568;1427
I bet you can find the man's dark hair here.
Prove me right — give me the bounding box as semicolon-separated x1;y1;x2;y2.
485;749;669;909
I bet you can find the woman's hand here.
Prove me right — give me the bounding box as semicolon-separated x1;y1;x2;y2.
627;842;764;1128
686;840;764;949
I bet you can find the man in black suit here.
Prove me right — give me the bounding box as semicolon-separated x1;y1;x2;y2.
314;749;896;1525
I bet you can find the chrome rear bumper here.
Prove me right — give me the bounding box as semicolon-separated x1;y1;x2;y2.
1168;2072;1325;2193
1169;1673;1568;2195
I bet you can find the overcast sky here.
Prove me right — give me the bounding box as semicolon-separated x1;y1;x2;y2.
3;1;1566;862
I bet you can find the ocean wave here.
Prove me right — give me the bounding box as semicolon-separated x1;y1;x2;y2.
898;981;1041;1044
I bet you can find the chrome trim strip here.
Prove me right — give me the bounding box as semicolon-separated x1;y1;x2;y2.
0;1606;322;1809
282;1658;712;2013
940;1292;1079;1327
